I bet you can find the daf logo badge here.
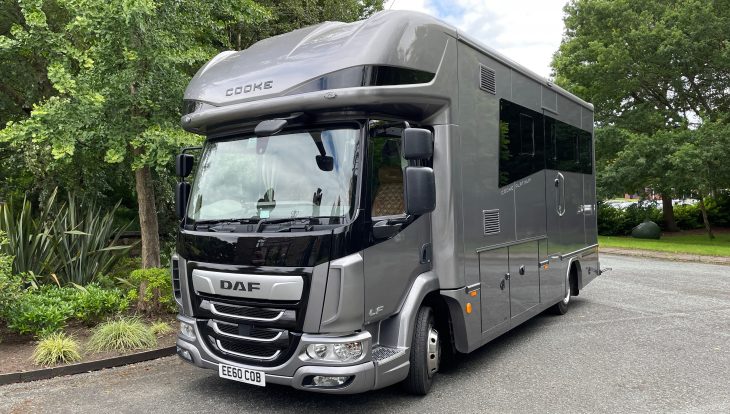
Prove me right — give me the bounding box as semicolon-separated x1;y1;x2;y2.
220;280;261;292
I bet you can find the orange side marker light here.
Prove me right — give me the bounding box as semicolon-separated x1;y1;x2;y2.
466;302;472;314
469;290;478;297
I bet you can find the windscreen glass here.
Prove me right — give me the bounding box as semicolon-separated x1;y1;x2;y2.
187;127;360;223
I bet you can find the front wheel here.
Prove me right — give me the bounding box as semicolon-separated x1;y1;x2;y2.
403;306;440;395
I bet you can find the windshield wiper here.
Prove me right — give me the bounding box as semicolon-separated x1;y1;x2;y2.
255;215;344;232
192;217;259;231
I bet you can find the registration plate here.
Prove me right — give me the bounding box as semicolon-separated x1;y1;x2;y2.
218;364;266;387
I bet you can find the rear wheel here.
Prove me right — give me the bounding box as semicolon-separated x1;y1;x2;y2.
551;268;572;315
403;306;440;395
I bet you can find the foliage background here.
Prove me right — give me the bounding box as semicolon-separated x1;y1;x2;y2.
0;0;384;265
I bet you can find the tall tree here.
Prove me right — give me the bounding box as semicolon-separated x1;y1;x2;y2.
0;0;385;267
669;122;730;239
552;0;730;231
0;0;269;268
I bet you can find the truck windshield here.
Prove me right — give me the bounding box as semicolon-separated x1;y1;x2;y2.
187;126;361;224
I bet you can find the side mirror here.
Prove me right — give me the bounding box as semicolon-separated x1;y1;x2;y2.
404;166;435;215
176;154;194;177
176;182;191;220
402;128;433;160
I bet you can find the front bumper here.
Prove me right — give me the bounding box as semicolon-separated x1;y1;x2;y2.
176;315;380;394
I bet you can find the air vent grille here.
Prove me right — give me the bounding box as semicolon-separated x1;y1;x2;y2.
483;209;500;235
479;65;496;94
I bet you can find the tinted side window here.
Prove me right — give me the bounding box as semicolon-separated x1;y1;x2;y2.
546;117;592;174
369;121;406;217
499;100;544;187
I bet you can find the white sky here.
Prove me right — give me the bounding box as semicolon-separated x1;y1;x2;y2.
384;0;568;79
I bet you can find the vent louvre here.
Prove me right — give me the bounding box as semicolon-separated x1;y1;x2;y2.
479;65;496;94
483;209;500;235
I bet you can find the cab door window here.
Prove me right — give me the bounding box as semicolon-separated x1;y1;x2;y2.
368;122;406;218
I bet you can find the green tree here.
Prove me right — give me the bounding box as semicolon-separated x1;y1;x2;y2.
0;0;270;267
0;0;384;267
669;122;730;239
552;0;730;232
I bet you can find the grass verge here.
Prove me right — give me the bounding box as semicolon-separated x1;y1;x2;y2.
599;232;730;257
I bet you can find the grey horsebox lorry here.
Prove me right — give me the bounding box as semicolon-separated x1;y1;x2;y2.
172;10;599;395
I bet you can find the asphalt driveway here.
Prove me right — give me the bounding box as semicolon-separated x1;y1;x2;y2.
2;254;729;413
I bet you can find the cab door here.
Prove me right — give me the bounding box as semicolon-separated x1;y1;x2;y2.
362;122;432;324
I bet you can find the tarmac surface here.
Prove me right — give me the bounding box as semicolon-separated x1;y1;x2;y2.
1;254;729;413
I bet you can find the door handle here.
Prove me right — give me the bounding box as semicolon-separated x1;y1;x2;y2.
556;172;566;216
519;265;525;275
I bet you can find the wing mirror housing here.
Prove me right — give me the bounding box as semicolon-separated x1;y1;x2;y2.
176;154;194;177
402;128;433;160
175;182;191;220
404;166;435;215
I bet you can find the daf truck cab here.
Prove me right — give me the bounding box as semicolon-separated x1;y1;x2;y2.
173;10;600;395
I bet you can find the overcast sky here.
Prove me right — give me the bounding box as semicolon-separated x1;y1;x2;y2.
384;0;568;79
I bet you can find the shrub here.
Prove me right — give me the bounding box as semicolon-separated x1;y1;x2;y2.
5;291;74;337
150;321;173;336
3;285;128;337
0;231;24;319
597;203;628;236
72;284;129;325
87;317;157;352
706;193;730;227
33;332;82;366
673;204;702;230
128;268;175;314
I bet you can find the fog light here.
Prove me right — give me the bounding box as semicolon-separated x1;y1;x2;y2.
333;342;362;362
177;347;192;361
312;376;349;387
180;322;196;340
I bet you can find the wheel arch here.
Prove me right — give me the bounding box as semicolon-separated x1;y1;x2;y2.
378;271;439;349
567;257;582;296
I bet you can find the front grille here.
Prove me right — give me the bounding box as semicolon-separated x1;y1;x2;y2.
213;303;283;320
214;338;283;360
193;293;301;367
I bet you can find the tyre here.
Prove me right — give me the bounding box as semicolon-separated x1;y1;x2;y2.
551;267;572;315
403;306;440;395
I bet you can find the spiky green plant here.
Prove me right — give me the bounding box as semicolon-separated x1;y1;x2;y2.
150;321;173;336
0;188;135;285
33;332;82;366
87;317;157;352
0;189;58;275
50;195;134;285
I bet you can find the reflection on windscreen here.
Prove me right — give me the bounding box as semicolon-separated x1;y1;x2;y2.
186;128;359;222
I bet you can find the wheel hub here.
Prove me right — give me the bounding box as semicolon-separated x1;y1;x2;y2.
426;325;440;377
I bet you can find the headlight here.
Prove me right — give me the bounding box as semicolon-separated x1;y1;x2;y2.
305;341;363;362
179;322;196;340
333;342;362;361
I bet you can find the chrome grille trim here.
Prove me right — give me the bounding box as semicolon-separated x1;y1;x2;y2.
209;303;285;322
210;321;285;343
215;339;282;361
